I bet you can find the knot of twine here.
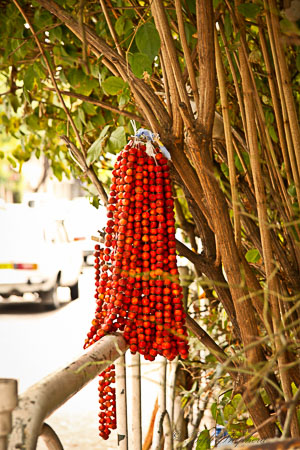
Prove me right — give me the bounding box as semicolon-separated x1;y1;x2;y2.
130;121;171;160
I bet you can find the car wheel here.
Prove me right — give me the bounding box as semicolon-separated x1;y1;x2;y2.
40;283;60;310
70;280;79;300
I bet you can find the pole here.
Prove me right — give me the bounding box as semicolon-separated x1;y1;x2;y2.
0;379;18;450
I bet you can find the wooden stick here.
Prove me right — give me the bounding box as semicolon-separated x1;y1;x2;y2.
142;398;159;450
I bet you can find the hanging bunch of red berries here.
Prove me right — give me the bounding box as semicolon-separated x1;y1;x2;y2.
84;135;189;440
98;364;116;439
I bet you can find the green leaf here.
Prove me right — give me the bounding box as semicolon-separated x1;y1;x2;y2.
246;417;254;426
118;93;130;108
49;26;62;42
107;127;126;153
211;402;217;420
135;22;161;61
234;154;243;172
265;110;274;124
231;394;243;409
268;124;278;143
221;162;229;177
23;66;37;91
224;11;233;38
128;53;152;78
196;429;210;450
245;248;261;263
288;183;296;197
33;62;46;80
25;114;41;131
185;0;196;14
34;9;53;28
86;125;110;166
184;23;196;46
66;68;97;96
77;107;86;125
115;16;126;36
223;404;235;421
8;94;19;113
52;162;63;181
296;52;300;72
90;195;100;209
73;114;83;134
56;122;67;135
7;155;17;168
237;3;261;19
82;102;97;116
213;0;223;8
102;76;125;95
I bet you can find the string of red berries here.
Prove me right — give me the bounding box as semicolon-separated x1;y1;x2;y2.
84;136;189;440
98;364;116;440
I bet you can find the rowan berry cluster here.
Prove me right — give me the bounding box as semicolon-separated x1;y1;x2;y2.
84;139;189;439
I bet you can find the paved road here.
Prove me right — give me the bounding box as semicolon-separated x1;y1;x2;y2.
0;267;160;449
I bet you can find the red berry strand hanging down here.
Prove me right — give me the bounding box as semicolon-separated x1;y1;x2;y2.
84;135;189;440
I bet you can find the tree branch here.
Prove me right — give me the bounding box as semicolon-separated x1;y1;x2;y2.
196;0;216;134
13;0;86;158
43;86;147;124
151;0;194;127
185;314;236;370
60;135;108;205
99;0;123;57
35;0;170;131
174;0;199;109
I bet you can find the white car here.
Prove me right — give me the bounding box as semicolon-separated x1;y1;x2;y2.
63;197;107;265
0;205;83;310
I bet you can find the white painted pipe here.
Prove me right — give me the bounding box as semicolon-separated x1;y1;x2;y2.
152;357;167;450
8;333;128;450
131;353;142;450
0;379;17;450
115;354;128;449
162;410;173;450
39;423;64;450
166;358;178;426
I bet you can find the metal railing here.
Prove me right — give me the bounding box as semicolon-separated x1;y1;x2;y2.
1;333;127;450
2;335;300;450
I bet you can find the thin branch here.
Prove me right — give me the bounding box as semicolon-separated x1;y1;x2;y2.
43;86;147;124
0;90;12;96
12;0;84;156
151;0;194;126
35;0;169;131
185;314;237;370
195;0;215;133
99;0;123;57
7;22;63;59
267;0;300;196
175;239;208;273
282;387;300;438
236;2;300;437
174;0;199;109
218;20;249;152
160;54;172;118
60;135;108;205
257;19;292;186
78;0;89;73
214;29;241;250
